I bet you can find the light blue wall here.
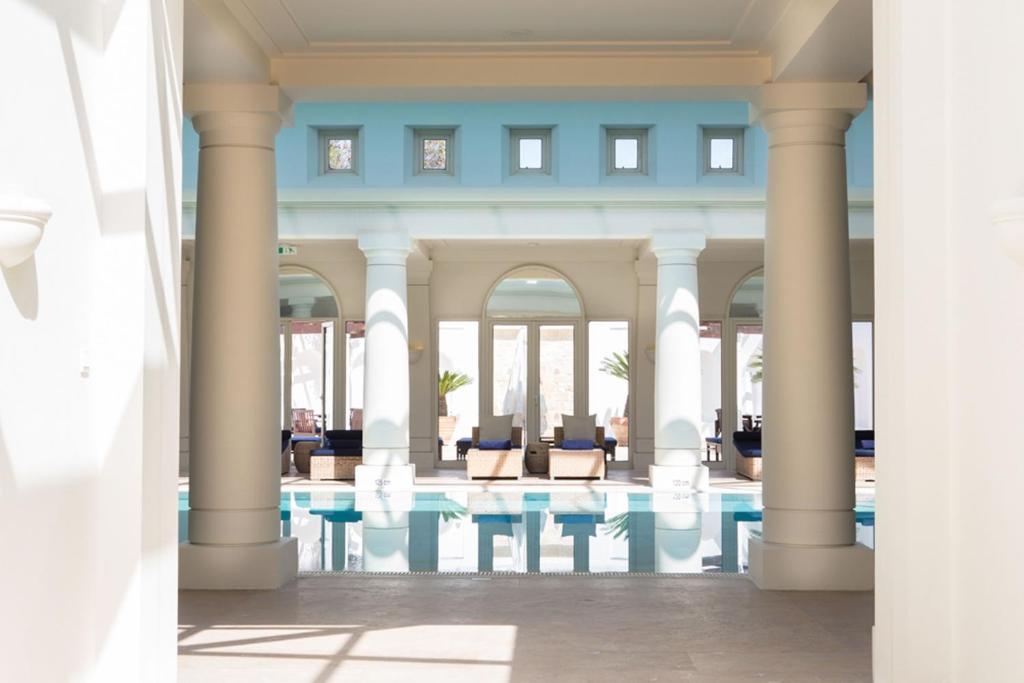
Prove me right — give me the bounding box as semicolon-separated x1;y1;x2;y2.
182;100;873;190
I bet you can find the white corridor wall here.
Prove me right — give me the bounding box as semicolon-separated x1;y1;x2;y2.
0;1;182;681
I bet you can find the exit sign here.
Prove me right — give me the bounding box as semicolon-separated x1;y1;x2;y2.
278;244;298;256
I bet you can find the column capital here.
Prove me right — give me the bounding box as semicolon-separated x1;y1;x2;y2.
358;230;412;266
649;230;705;266
750;82;867;144
185;84;293;148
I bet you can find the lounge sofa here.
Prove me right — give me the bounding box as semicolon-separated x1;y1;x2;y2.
733;431;763;480
855;430;875;480
307;429;363;480
466;425;524;480
733;429;877;482
549;426;606;480
281;429;293;475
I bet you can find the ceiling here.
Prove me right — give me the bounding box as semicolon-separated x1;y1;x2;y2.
229;0;785;53
186;0;872;98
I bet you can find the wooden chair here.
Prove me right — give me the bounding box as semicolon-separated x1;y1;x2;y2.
291;408;316;435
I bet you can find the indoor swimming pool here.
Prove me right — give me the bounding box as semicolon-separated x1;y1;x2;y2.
178;490;875;575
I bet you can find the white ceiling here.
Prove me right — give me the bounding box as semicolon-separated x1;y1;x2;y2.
229;0;792;53
186;0;872;97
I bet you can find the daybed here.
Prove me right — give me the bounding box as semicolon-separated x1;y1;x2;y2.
466;415;523;480
549;422;606;480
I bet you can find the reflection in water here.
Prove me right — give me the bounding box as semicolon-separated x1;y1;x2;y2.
177;490;875;574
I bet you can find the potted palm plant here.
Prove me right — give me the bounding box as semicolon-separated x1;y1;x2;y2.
599;351;630;446
438;370;473;445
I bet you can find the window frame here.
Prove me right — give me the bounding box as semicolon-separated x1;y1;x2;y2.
318;128;360;176
702;126;745;176
605;128;649;176
509;128;552;176
413;128;456;176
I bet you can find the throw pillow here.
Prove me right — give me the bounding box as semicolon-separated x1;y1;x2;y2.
562;414;596;442
480;414;514;442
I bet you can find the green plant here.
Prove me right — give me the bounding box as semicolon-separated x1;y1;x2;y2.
747;352;860;387
438;496;468;523
603;512;630;541
599;351;630;417
438;370;473;417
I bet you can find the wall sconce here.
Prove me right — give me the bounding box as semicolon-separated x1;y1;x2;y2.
644;344;656;363
992;197;1024;266
0;195;51;268
408;341;425;364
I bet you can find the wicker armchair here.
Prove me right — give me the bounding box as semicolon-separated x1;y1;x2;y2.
549;426;606;480
466;426;524;480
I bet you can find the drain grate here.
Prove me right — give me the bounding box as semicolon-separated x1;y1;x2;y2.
298;570;747;579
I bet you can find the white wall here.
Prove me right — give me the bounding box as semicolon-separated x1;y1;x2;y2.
0;1;181;681
874;1;1024;680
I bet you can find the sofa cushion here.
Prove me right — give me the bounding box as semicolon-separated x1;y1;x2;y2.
480;414;514;442
562;439;595;450
479;439;513;451
562;414;596;441
854;448;875;457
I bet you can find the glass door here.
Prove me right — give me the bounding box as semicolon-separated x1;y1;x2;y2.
537;324;575;441
492;324;529;435
491;322;577;445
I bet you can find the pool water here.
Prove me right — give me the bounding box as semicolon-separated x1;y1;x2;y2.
178;491;875;574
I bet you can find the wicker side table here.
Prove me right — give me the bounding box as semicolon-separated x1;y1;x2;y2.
310;455;360;481
293;441;319;474
525;442;550;474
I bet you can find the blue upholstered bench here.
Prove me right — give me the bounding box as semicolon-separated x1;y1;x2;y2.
705;435;723;461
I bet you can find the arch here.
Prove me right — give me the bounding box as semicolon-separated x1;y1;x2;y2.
482;264;585;320
727;268;764;319
279;265;341;319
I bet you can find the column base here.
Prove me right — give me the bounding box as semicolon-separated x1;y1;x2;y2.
355;463;416;491
179;538;297;590
748;539;874;591
649;464;710;491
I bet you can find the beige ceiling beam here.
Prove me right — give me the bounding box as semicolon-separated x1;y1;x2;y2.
270;53;771;101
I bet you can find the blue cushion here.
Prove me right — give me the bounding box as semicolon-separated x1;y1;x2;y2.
859;439;875;449
705;436;722;445
855;448;875;457
479;439;512;450
562;439;595;450
457;437;473;445
604;437;618;446
737;447;763;458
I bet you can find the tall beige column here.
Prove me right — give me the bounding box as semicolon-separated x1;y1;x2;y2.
355;230;416;490
649;230;708;491
748;82;872;590
179;85;297;589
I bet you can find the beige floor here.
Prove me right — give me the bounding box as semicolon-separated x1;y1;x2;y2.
179;575;873;682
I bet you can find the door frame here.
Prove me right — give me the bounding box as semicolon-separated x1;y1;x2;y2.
483;318;585;445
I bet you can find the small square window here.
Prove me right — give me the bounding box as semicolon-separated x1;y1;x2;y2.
702;127;744;175
606;128;648;175
509;128;552;175
319;129;359;175
414;128;456;175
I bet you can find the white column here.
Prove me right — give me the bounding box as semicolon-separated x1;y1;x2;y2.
649;230;708;491
748;82;872;590
179;85;297;589
356;231;416;490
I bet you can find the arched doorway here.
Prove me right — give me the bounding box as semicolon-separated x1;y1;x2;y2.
482;266;586;445
725;271;765;459
278;267;341;435
722;269;874;470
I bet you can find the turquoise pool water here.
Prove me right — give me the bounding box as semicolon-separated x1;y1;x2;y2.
178;491;875;574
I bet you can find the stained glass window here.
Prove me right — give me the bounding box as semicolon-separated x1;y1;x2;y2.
422;138;447;170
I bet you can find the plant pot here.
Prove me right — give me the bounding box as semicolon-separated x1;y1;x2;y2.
438;415;458;444
609;417;629;446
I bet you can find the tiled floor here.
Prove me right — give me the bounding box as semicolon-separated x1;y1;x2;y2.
179;575;873;682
